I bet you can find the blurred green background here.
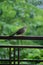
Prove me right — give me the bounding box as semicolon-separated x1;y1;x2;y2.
0;0;43;64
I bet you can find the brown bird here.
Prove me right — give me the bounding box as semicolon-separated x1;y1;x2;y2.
10;26;27;36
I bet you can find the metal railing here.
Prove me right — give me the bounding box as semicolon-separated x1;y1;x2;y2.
0;36;43;65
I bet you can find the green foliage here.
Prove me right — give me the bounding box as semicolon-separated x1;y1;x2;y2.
0;0;43;37
0;0;5;2
27;0;43;5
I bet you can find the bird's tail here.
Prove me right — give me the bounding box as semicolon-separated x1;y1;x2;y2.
9;32;16;37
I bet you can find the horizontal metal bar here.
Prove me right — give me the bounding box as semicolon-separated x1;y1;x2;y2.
0;59;43;62
0;36;43;40
0;59;13;61
16;59;43;62
0;45;43;48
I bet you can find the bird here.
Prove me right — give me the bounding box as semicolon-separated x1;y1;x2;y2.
9;26;27;36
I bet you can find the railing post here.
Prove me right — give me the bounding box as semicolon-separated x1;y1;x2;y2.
18;48;20;65
9;47;11;65
13;48;16;65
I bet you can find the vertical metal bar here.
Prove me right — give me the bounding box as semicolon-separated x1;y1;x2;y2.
9;47;11;65
18;48;20;65
14;48;16;65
